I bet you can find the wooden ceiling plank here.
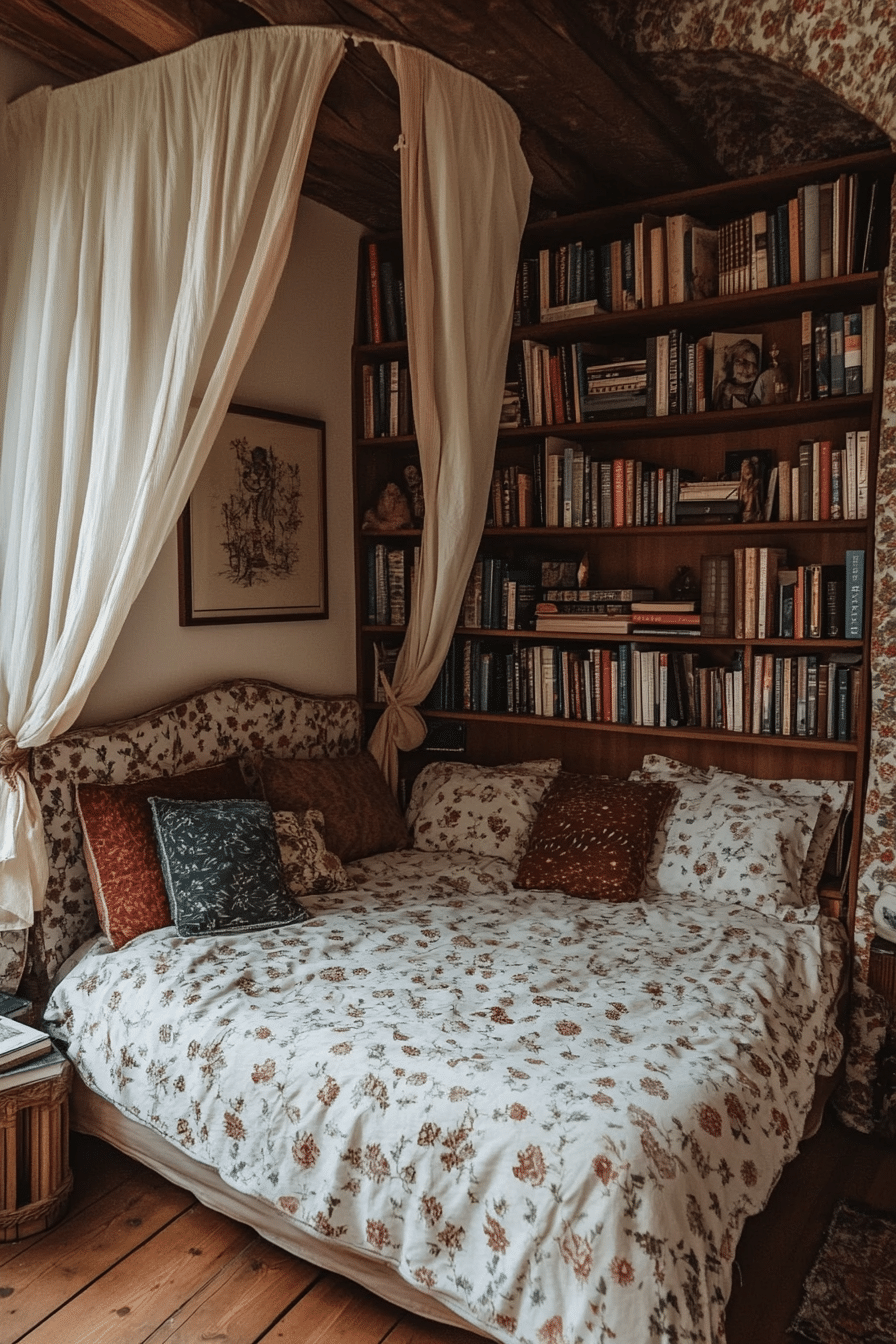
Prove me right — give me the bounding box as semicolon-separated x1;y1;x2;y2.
49;0;262;60
0;0;136;79
239;0;720;201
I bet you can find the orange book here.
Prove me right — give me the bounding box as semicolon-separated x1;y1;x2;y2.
612;459;626;527
601;649;613;722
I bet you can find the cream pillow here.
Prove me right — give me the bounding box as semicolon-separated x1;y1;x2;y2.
634;754;827;909
406;759;562;865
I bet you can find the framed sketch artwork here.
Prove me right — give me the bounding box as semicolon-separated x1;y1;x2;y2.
178;405;327;625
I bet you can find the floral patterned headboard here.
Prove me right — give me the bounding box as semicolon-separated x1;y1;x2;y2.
0;679;361;1005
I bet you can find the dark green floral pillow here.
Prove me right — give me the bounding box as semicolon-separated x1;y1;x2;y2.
148;797;306;937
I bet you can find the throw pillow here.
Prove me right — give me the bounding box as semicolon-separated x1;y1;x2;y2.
148;796;305;937
406;759;562;865
259;751;409;863
76;758;251;949
274;809;355;897
515;773;676;900
635;754;827;908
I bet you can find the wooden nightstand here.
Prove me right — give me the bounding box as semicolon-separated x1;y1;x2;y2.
0;1057;73;1241
869;936;896;1013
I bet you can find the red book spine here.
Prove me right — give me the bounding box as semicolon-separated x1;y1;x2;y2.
600;649;613;722
367;241;383;344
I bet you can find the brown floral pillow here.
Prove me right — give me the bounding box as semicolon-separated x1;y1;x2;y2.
274;809;354;897
260;751;409;863
515;773;676;901
76;759;251;949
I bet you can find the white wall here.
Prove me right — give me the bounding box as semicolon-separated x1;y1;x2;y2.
80;197;364;724
1;41;365;728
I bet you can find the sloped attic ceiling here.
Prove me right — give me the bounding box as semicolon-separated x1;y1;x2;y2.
1;0;888;230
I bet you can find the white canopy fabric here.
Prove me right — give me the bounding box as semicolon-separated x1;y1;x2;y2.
0;26;531;934
0;27;344;929
368;41;532;790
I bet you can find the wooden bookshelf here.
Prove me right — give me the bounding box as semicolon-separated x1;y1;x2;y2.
352;149;896;929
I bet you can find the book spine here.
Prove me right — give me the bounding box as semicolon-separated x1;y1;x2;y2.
843;311;862;395
845;549;865;639
367;241;383;343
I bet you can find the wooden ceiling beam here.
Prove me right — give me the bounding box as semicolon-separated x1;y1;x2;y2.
49;0;262;59
0;0;136;80
239;0;725;204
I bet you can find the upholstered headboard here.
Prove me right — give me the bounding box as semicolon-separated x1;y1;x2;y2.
2;679;361;1005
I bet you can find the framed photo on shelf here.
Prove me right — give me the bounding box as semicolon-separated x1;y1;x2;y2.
178;404;327;625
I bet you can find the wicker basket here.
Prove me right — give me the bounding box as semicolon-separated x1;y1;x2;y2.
0;1060;73;1241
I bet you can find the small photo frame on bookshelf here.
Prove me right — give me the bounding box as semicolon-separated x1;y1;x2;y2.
711;332;764;410
178;404;327;625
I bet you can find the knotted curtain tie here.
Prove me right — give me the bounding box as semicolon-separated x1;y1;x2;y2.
0;732;29;789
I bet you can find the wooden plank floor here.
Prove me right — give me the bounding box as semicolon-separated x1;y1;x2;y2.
1;1112;894;1344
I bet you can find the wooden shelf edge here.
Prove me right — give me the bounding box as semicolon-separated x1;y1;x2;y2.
364;704;859;749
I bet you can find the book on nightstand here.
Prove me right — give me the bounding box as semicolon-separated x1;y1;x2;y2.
0;1041;68;1093
0;1014;52;1073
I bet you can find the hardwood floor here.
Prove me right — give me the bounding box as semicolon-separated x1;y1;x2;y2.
1;1112;895;1344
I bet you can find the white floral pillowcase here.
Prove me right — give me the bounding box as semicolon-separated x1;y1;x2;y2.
274;809;355;899
405;759;561;865
632;755;833;911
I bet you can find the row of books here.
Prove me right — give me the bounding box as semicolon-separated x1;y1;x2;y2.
366;543;419;626
503;340;647;429
803;308;875;401
362;240;407;344
422;637;860;741
512;171;886;325
359;360;414;438
503;313;874;433
718;173;883;296
776;433;870;522
699;547;865;641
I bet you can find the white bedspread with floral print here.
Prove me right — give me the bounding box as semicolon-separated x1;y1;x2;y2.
45;850;846;1344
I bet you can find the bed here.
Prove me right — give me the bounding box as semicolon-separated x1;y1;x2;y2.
22;678;850;1344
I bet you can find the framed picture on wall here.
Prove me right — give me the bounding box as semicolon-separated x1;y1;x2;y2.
177;404;327;625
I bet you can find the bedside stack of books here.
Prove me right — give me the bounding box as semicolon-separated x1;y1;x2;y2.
0;1009;68;1093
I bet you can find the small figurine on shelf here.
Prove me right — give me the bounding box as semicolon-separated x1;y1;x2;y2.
751;339;791;406
403;463;425;526
362;481;413;531
737;454;765;522
670;565;699;602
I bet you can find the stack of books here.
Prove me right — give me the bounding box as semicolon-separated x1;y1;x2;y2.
677;478;742;523
0;1010;67;1092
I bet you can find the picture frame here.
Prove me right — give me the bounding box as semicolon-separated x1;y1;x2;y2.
177;404;327;625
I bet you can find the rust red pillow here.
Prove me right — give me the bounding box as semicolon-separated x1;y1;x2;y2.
76;759;251;949
514;773;676;901
259;751;409;863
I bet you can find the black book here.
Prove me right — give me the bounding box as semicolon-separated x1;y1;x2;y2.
674;499;743;521
823;567;846;638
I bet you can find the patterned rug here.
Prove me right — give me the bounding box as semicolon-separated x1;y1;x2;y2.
790;1200;896;1343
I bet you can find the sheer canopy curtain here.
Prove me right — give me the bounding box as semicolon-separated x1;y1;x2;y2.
368;42;532;790
0;27;344;936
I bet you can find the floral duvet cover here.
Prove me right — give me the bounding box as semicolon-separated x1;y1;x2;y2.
45;849;846;1344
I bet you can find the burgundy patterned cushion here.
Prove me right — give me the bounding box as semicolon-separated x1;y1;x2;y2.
76;759;251;949
515;773;676;901
260;751;409;862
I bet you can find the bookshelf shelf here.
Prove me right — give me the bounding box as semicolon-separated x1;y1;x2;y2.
354;148;895;925
363;704;861;752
